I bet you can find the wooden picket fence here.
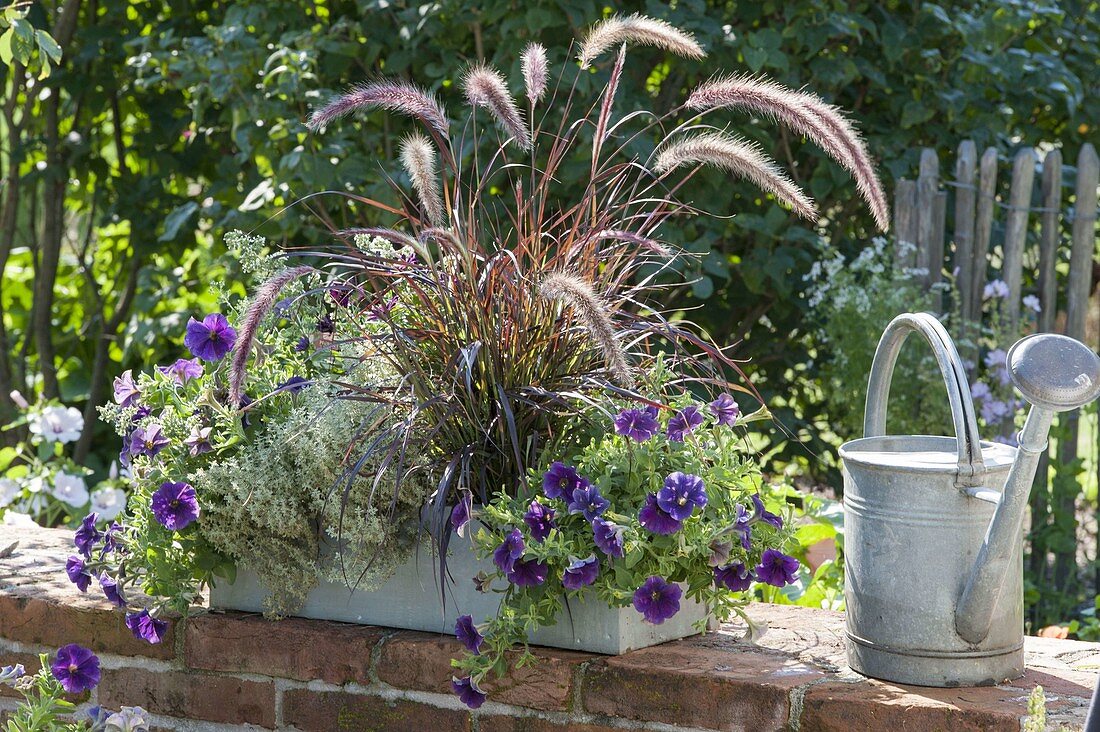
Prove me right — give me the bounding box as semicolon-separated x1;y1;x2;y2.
892;140;1099;624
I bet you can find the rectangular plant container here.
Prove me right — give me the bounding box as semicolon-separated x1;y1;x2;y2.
208;533;706;655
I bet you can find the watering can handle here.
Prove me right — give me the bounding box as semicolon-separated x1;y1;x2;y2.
864;312;986;488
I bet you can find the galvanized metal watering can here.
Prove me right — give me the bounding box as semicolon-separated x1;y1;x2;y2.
841;312;1100;687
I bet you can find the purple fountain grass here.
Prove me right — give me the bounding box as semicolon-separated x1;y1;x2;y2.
308;79;451;146
684;74;887;231
521;43;548;105
654;132;817;221
462;64;532;150
578;13;706;69
399;133;445;227
228;265;315;407
538;271;634;388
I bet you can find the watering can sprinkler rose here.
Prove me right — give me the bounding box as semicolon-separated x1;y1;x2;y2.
841;312;1100;687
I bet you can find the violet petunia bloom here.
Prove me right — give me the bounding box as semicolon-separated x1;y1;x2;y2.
112;370;140;408
632;576;681;625
755;549;800;587
542;461;581;500
316;314;335;333
99;573;125;607
125;610;168;644
451;676;487;709
74;512;101;558
492;529;525;573
157;358;203;386
714;562;754;592
454;615;483;654
613;407;660;442
50;644;100;693
568;482;609;522
656;472;707;522
751;494;783;529
451;490;473;537
639;493;682;535
101;521;125;556
506;557;548;587
277;376;310;394
730;504;753;551
294;335;310;352
666;405;704;442
562;554;600;590
708;393;740;426
184;314;237;362
0;663;24;683
66;555;92;592
183;425;213;457
151;481;200;531
126;423;169;459
523;500;556;543
592;518;625;558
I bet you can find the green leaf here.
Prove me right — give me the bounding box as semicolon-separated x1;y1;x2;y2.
159;202;199;242
9;18;33;62
0;27;13;65
743;46;768;73
35;29;61;63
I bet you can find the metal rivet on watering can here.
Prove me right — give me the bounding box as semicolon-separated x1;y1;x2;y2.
840;314;1100;688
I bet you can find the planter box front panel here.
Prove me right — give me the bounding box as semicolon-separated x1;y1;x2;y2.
209;534;705;655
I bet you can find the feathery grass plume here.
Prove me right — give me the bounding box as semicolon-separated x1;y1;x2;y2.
307;80;449;141
463;65;532;150
593;44;626;160
521;43;548;105
399;133;444;227
655;132;817;221
539;271;633;387
586;229;673;257
578;13;705;69
228;266;315;407
686;74;887;230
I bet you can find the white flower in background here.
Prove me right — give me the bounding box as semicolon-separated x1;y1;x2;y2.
983;279;1009;300
1;511;37;528
24;475;46;493
51;472;89;507
0;478;19;507
90;486;126;521
1023;295;1042;313
8;390;28;409
28;405;84;444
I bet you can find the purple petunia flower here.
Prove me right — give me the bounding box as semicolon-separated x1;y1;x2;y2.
125;610;168;644
709;393;740;426
454;614;483;654
523;500;556;543
638;493;682;535
277;376;310;394
50;644;100;693
506;557;548;587
294;335;310;352
451;490;473;537
66;555;92;592
656;472;707;522
151;481;200;531
99;573;125;607
316;314;335;333
126;423;169;458
751;494;783;529
592;518;625;558
632;576;682;625
112;370;140;408
666;405;704;442
714;562;754;592
451;676;487;709
492;529;525;573
184;314;237;362
568;483;609;522
562;554;600;590
157;358;203;386
183;425;213;457
100;521;124;556
730;504;753;551
74;513;100;558
755;549;800;587
0;663;24;682
613;407;660;442
330;287;351;307
542;461;581;500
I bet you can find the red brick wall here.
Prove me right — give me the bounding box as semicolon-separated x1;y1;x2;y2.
2;526;1098;731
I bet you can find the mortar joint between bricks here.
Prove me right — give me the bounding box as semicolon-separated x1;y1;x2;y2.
571;658;593;715
787;676;833;731
367;629;399;685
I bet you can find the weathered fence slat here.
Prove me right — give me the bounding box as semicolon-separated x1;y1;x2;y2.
916;149;940;287
1037;149;1063;334
954;141;978;321
894;179;918;269
970;147;1000;320
1001;147;1036;335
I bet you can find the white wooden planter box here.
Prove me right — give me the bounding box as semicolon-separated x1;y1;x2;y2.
209;532;706;655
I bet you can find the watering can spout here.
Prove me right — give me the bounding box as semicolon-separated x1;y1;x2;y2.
955;334;1100;645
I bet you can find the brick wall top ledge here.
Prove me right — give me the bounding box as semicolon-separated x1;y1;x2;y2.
1;525;1097;731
